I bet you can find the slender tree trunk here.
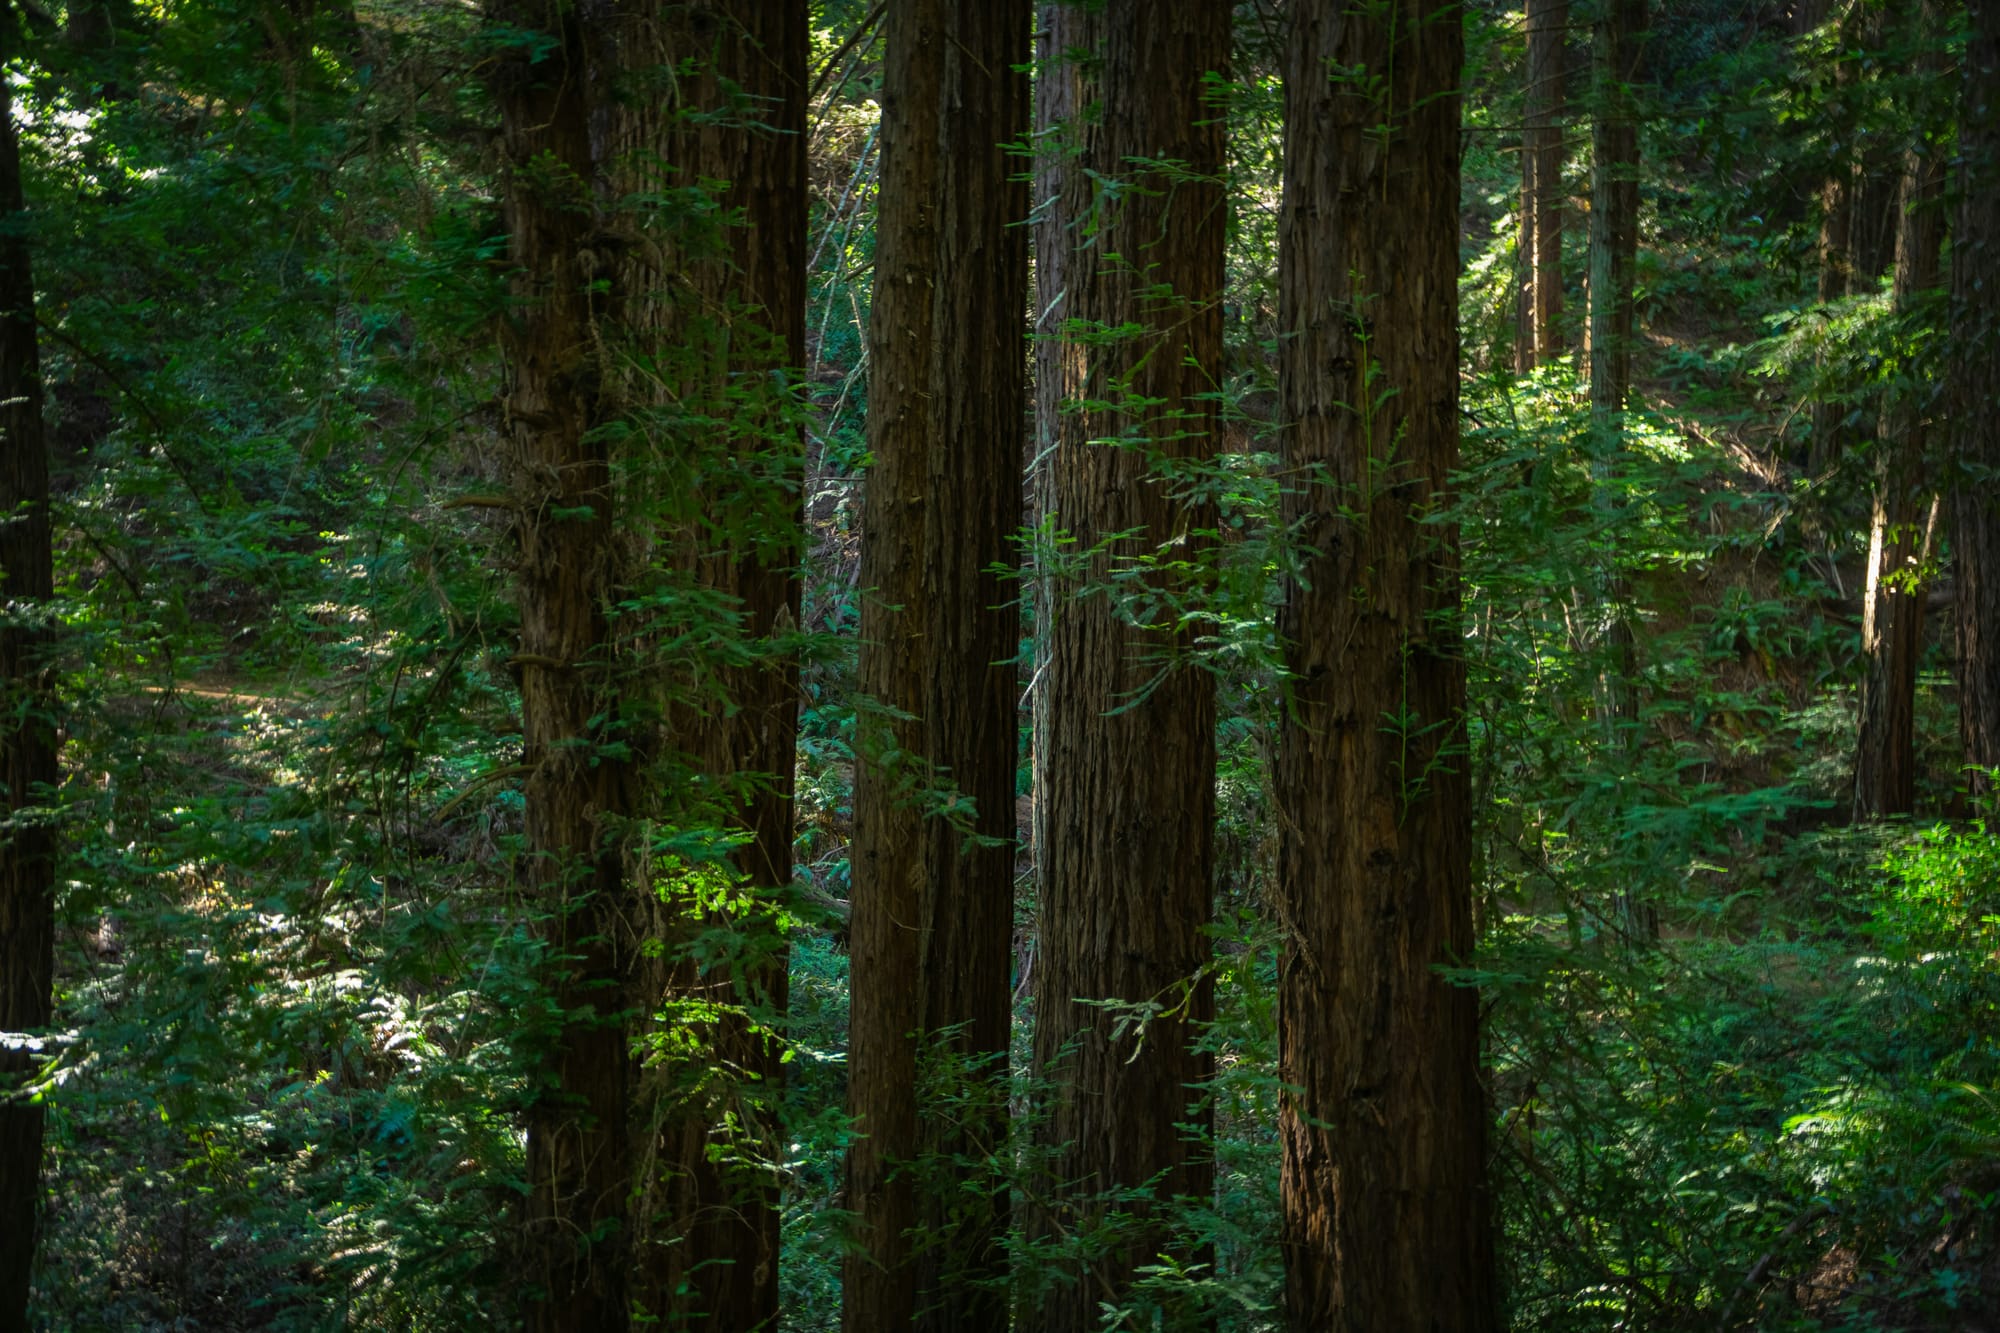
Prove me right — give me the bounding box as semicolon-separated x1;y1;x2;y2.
1030;3;1226;1327
0;56;59;1333
1520;0;1569;371
1587;0;1650;933
1855;3;1944;822
621;6;806;1326
846;1;1026;1328
1588;0;1645;422
1274;1;1497;1328
1851;5;1903;294
1954;0;2000;791
1809;2;1861;478
489;6;637;1326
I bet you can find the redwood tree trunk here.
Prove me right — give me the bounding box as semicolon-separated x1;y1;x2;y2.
1856;111;1944;821
489;5;636;1325
1954;0;2000;789
845;2;938;1322
626;6;806;1327
845;0;1026;1328
1520;0;1569;371
1809;1;1861;478
1588;0;1646;422
1274;1;1497;1328
1586;0;1649;934
0;58;59;1333
1029;3;1226;1327
492;5;804;1327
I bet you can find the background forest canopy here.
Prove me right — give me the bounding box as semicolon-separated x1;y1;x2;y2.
4;0;2000;1329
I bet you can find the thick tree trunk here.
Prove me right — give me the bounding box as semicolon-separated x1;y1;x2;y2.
1273;2;1497;1329
1588;0;1645;422
492;6;804;1328
845;1;1026;1329
0;64;59;1333
1029;3;1226;1328
489;7;637;1326
845;3;938;1323
1855;14;1944;822
620;6;806;1327
1519;0;1569;371
1954;0;2000;791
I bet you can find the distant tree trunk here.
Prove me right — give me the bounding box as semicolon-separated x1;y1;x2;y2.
1029;2;1225;1327
626;5;806;1327
1850;5;1903;293
1855;7;1944;822
489;6;641;1327
0;55;59;1333
1519;0;1569;372
1588;0;1650;933
64;0;115;53
1954;0;2000;791
1809;2;1861;478
1274;3;1496;1328
1588;0;1645;421
846;0;1025;1328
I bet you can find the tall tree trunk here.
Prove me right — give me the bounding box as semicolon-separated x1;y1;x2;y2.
1587;0;1650;933
0;52;59;1333
846;0;1026;1328
623;5;806;1327
1856;109;1945;820
1588;0;1646;421
1809;1;1861;479
845;3;938;1322
1954;0;2000;791
490;7;641;1327
1851;5;1904;295
1029;3;1226;1327
1519;0;1569;371
492;5;804;1327
1273;1;1497;1329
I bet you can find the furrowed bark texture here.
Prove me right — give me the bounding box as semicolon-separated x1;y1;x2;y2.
1274;1;1497;1329
619;5;805;1326
490;6;638;1325
1856;84;1943;822
493;5;804;1327
1955;0;2000;789
1519;0;1568;370
0;64;57;1333
1587;0;1645;421
1030;2;1226;1327
846;0;938;1322
846;0;1026;1329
